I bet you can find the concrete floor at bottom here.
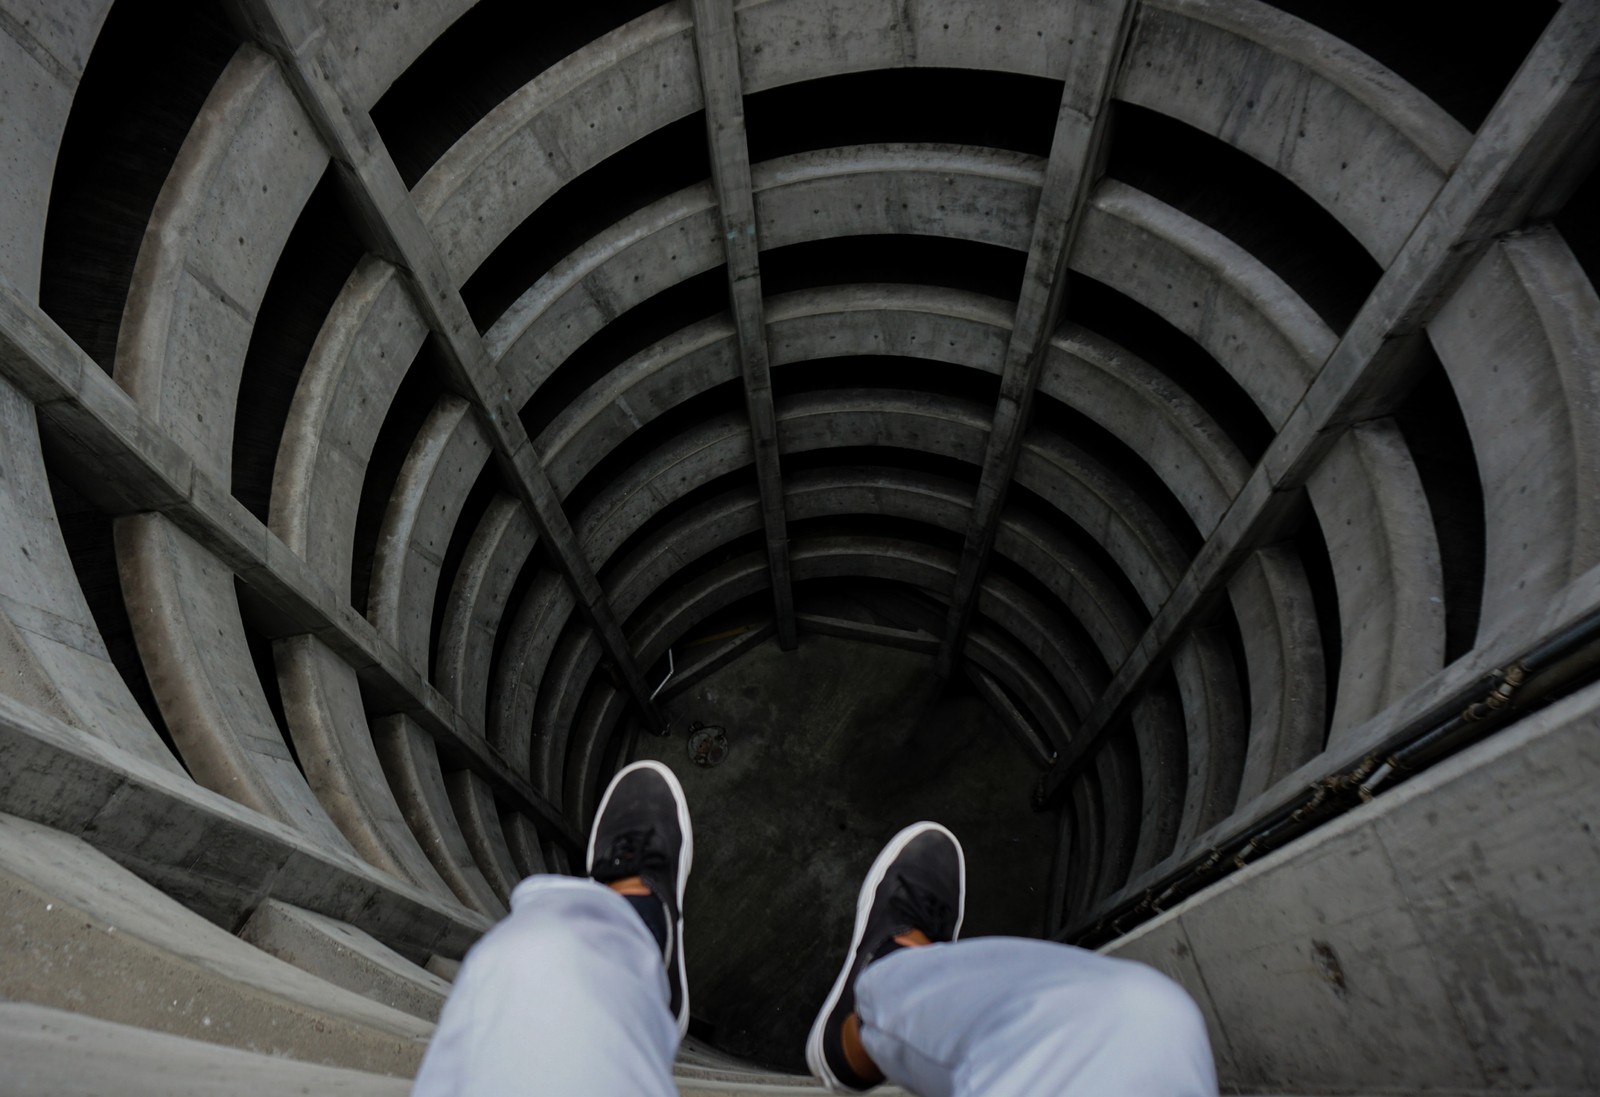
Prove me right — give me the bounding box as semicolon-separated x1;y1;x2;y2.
629;633;1057;1071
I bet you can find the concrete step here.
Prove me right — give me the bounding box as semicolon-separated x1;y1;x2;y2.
0;811;431;1075
1;1000;835;1097
2;999;1376;1097
0;1003;411;1096
673;1062;824;1092
238;898;451;1021
676;1082;829;1096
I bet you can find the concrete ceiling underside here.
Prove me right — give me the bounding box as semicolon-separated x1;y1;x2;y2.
2;0;1599;1090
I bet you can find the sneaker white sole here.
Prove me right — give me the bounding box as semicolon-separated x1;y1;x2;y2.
588;759;695;1038
804;821;966;1091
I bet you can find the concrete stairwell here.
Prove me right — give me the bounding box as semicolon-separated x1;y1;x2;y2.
0;803;828;1096
1;0;1598;1091
6;664;1596;1094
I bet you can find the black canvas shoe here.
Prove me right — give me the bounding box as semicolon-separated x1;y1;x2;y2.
805;822;966;1092
587;759;694;1037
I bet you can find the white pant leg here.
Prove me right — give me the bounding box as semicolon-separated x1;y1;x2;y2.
855;937;1217;1097
411;876;679;1097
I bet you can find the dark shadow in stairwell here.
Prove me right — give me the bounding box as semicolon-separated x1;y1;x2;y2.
40;0;240;372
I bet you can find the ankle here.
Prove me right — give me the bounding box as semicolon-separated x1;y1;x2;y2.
841;1012;884;1084
892;928;932;948
606;874;652;897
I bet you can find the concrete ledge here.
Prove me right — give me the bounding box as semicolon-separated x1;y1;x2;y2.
414;5;703;283
488;569;573;784
0;1002;411;1096
369;396;490;674
373;714;508;919
0;813;432;1076
114;512;352;853
423;954;460;982
535;624;604;809
436;494;536;733
0;377;177;771
444;768;523;904
274;633;456;898
0;2;108;297
500;811;549;878
320;0;473;110
733;0;1071;90
238;899;451;1022
1309;423;1444;740
1429;228;1600;643
114;46;328;483
1228;546;1324;803
1119;0;1467;263
1106;676;1600;1093
1075;181;1329;430
0;685;488;959
271;257;429;587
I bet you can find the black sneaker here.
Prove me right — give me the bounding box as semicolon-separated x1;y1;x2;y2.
805;822;966;1091
587;760;694;1037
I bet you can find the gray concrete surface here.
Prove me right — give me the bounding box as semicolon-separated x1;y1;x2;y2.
0;376;178;770
0;276;577;849
0;811;433;1075
0;0;111;299
241;0;665;723
1429;226;1600;644
692;0;797;648
936;0;1135;678
2;0;1599;1089
1042;0;1600;814
1107;671;1600;1095
372;713;508;919
0;1002;413;1096
238;898;452;1021
1117;0;1468;264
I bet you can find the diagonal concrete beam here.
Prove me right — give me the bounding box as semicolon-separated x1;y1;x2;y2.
796;612;939;654
1039;0;1600;811
934;0;1138;679
0;687;491;955
966;664;1056;770
0;277;580;851
229;0;664;729
689;0;797;650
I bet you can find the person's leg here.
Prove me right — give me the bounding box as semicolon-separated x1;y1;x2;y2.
806;820;1217;1097
410;877;679;1097
805;821;967;1091
855;937;1217;1097
411;759;693;1097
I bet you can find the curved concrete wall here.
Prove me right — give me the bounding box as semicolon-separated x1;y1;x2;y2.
0;0;1596;1090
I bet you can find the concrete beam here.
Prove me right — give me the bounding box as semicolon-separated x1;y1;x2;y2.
690;0;797;650
0;812;432;1073
237;899;452;1022
1039;1;1600;810
966;664;1056;770
229;0;663;730
794;612;940;654
935;0;1137;678
0;279;579;851
0;686;488;960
